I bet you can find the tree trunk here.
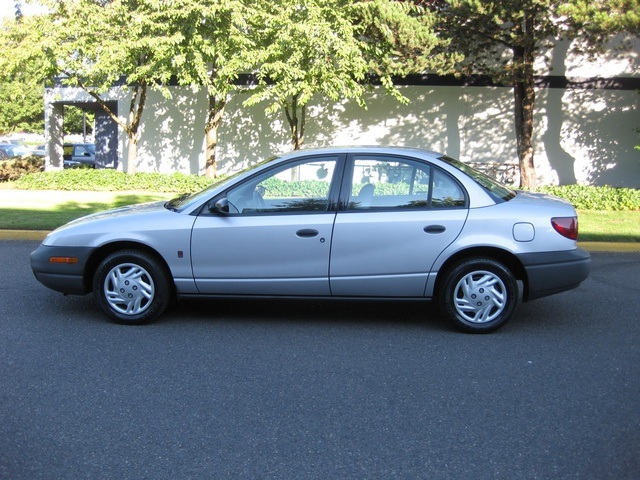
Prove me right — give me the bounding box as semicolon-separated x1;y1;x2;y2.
284;94;305;150
125;83;147;174
205;94;226;178
512;12;537;190
127;133;139;174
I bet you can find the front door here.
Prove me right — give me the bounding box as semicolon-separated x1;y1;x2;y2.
191;155;341;296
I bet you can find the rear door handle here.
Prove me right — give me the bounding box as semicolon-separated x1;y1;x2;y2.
424;225;446;234
296;229;319;238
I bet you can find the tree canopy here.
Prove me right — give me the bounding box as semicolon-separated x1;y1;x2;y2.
0;0;636;181
434;0;639;189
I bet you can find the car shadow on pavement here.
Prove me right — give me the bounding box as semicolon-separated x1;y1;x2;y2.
167;297;452;332
35;287;451;332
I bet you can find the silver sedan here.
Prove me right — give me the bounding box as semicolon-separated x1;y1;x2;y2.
31;147;590;333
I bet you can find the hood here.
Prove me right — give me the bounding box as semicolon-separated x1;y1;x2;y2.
62;200;168;227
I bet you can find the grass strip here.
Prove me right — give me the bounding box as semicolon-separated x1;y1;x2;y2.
0;190;638;242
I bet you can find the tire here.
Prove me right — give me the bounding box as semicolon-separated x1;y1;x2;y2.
93;250;172;325
439;257;518;333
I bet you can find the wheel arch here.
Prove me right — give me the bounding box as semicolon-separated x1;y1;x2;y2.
83;241;175;294
434;246;528;299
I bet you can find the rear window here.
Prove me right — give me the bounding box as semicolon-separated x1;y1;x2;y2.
441;156;516;203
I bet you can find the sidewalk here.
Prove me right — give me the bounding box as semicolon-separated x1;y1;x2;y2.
2;229;638;252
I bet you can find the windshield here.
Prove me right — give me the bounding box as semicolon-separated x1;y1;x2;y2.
440;156;516;203
164;155;278;211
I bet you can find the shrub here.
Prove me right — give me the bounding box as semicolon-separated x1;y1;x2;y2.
0;156;44;182
13;168;216;193
8;167;640;211
536;185;640;211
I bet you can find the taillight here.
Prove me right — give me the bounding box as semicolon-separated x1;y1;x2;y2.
551;217;578;240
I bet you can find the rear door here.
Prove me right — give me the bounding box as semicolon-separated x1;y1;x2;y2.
330;154;469;297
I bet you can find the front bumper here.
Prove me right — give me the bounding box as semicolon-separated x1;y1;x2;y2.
517;248;591;301
30;245;95;295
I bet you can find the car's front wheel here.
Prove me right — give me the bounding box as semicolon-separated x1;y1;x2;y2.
93;250;172;325
439;257;518;333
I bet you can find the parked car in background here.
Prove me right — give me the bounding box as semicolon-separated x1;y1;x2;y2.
32;145;45;156
63;143;95;168
0;143;30;159
30;146;591;333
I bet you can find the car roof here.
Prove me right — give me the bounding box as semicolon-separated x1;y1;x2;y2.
277;145;443;160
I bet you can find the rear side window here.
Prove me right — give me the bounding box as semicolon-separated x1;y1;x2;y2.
432;169;466;208
347;156;466;210
440;156;516;203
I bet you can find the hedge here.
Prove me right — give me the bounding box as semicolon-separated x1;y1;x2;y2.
12;167;215;193
535;185;640;211
0;156;44;182
4;166;639;211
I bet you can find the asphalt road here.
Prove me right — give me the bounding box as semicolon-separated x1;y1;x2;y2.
1;241;639;480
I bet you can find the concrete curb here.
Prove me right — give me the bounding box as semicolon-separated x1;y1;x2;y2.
1;230;49;240
2;230;639;252
577;242;640;252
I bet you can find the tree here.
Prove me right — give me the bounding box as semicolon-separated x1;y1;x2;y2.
0;76;44;134
434;0;639;189
8;0;185;172
0;17;45;134
246;0;450;151
153;0;259;177
50;0;184;173
561;0;639;37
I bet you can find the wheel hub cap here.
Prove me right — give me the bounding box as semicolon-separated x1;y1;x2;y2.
453;270;506;323
104;263;155;316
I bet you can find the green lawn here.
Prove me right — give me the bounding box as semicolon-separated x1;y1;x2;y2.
0;190;174;231
577;210;640;242
0;189;638;243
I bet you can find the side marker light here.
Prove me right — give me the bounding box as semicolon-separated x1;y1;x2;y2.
49;257;79;264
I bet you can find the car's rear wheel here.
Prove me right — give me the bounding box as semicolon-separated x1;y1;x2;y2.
93;250;172;325
439;257;518;333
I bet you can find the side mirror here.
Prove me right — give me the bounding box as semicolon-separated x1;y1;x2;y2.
210;197;230;214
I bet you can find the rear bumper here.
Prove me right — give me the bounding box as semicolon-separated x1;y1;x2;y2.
517;248;591;301
30;245;94;295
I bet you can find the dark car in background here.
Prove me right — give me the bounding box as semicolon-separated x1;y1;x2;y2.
32;145;45;156
0;143;30;159
63;143;96;168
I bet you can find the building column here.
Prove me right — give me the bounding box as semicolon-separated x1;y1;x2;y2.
44;102;64;170
94;103;118;169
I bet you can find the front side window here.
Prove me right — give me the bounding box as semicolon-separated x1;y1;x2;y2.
347;156;466;210
226;156;338;214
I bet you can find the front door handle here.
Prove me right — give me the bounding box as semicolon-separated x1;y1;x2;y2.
296;229;319;238
424;225;446;234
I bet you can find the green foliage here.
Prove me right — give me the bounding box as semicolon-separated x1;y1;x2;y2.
536;185;640;211
0;156;44;182
13;169;216;193
560;0;640;38
0;17;46;133
246;0;449;149
63;106;94;137
10;168;639;212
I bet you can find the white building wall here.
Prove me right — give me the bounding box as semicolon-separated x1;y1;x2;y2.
44;37;640;187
